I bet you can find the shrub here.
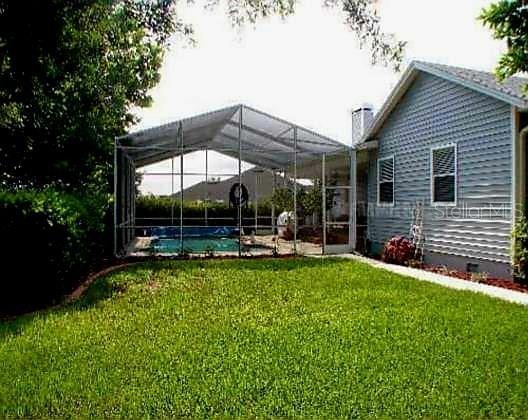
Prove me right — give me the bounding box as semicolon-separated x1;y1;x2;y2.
0;189;109;314
135;195;272;227
269;179;328;222
511;214;528;282
270;187;294;213
381;236;415;266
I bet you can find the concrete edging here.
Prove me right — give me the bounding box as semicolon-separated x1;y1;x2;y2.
334;254;528;306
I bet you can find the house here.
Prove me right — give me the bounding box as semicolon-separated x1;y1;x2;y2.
177;168;299;203
353;61;528;278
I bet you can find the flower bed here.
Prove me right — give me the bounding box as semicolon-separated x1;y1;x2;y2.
421;265;528;294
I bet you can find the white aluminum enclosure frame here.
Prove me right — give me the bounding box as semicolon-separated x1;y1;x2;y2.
114;104;354;257
320;150;357;255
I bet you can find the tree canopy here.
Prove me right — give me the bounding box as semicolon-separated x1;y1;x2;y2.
0;0;183;190
480;0;528;91
209;0;406;71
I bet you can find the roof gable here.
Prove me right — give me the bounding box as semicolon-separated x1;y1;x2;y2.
361;61;528;143
414;61;528;108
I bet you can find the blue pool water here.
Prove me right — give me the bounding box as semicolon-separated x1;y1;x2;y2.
151;237;241;253
148;226;238;239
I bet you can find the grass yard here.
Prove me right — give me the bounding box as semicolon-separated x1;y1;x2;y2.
1;258;528;418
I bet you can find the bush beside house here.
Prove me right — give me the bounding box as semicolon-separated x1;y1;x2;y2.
512;214;528;282
381;236;416;266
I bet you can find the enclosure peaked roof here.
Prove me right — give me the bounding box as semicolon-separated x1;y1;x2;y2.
118;104;347;169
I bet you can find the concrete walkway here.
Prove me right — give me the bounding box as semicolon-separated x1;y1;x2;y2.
335;253;528;306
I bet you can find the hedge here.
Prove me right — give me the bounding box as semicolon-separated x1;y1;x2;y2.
136;196;273;226
0;189;110;314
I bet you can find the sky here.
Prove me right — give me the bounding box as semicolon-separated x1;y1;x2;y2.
135;0;505;195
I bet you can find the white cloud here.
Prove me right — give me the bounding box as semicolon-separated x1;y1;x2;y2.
135;0;504;195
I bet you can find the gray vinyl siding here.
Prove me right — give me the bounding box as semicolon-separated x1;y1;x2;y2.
367;72;512;263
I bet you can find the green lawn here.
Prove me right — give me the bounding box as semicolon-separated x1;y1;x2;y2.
1;258;528;418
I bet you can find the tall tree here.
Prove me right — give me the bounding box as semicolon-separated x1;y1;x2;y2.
480;0;528;91
209;0;406;70
0;0;184;190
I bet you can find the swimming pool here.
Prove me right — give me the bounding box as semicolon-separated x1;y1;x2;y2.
146;226;238;239
151;237;241;253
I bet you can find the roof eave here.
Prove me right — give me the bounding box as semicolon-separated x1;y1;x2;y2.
413;61;528;110
360;61;528;143
359;65;419;143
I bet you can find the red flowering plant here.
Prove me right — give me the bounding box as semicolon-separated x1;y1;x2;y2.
381;236;416;266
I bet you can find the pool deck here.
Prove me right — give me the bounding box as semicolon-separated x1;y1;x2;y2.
126;235;322;257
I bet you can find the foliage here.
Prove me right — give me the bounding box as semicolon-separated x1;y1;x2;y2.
300;178;322;215
323;0;406;70
270;178;335;221
0;0;183;191
0;189;109;313
381;236;415;266
300;177;336;217
270;187;294;213
1;258;528;417
480;0;528;93
0;2;179;304
136;195;272;226
270;178;334;223
208;0;405;71
511;213;528;280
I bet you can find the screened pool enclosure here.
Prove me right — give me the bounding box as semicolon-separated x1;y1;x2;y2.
115;104;356;257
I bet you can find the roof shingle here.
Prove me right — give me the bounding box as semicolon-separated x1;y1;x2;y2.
414;61;528;108
360;60;528;144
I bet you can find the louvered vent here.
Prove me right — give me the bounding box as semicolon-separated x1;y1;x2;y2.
432;145;456;203
378;156;394;204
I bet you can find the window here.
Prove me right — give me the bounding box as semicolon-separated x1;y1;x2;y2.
431;144;456;205
377;156;394;205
